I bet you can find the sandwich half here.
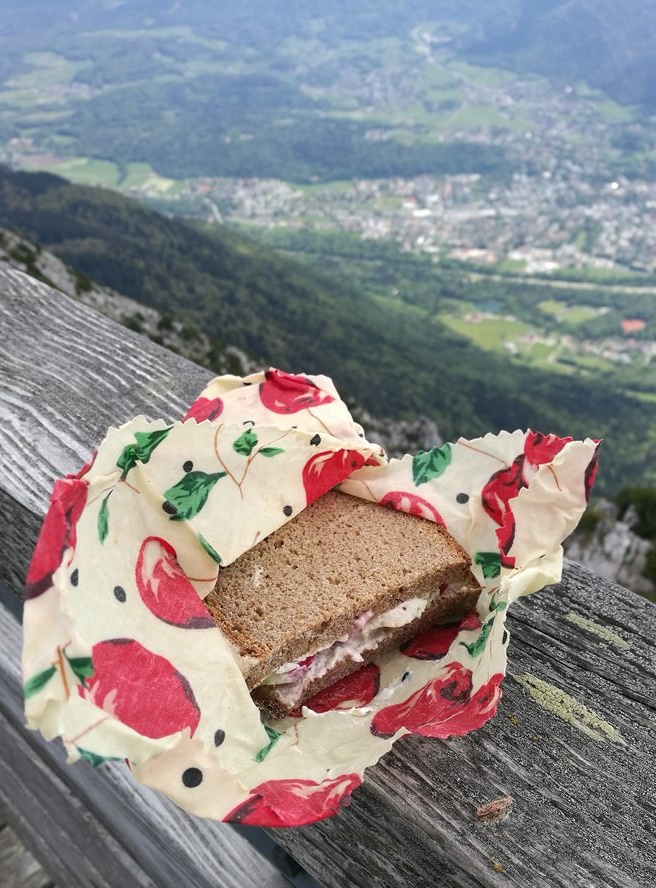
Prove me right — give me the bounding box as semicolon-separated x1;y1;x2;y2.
205;490;480;718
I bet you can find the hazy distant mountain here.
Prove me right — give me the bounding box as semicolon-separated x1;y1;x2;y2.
465;0;656;108
3;0;655;107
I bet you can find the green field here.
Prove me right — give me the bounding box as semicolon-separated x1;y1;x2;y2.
0;51;88;106
27;156;180;192
47;157;122;187
632;391;656;403
120;163;177;192
439;314;534;350
538;299;600;325
439;307;622;375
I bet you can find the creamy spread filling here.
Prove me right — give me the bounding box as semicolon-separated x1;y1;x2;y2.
259;585;449;704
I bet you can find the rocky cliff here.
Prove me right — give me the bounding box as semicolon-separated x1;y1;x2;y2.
565;500;656;601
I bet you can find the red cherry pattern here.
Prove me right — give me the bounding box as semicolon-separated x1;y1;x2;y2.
459;609;483;631
25;477;88;599
258;368;335;414
136;536;216;629
523;430;571;467
183;396;224;423
585;441;602;501
82;638;201;739
400;623;462;660
69;449;98;480
380;490;445;525
291;663;381;715
481;454;527;568
225;773;362;826
371;662;503;739
302;449;369;504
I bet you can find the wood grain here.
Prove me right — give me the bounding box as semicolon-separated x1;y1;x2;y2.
0;264;212;605
271;562;656;888
1;264;655;888
0;812;53;888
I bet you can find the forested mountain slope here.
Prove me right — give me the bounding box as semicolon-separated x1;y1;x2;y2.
0;165;649;495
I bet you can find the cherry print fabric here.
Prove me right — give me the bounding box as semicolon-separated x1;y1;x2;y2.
22;369;599;826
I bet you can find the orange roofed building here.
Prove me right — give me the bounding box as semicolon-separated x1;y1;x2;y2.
621;318;647;334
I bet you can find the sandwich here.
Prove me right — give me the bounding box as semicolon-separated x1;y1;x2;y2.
205;491;480;718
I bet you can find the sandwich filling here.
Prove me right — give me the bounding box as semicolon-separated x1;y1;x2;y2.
257;583;450;708
206;491;480;716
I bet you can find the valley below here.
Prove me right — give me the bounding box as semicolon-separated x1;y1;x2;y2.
3;3;656;514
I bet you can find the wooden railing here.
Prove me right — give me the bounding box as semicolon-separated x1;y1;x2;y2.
1;264;654;888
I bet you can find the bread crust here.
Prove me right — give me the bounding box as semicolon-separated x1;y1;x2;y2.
204;490;480;707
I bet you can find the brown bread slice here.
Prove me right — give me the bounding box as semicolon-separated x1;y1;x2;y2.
204;490;480;715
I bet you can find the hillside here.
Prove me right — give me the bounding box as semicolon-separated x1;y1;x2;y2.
3;1;655;109
1;165;654;495
3;1;656;193
466;0;656;109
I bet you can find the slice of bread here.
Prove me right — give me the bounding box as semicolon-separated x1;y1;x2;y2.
204;490;480;716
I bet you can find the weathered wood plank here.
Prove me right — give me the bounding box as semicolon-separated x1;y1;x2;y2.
0;815;53;888
0;603;293;888
0;266;296;887
1;264;655;887
273;562;656;888
0;264;212;605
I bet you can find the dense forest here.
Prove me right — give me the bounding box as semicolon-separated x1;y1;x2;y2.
65;80;515;182
2;165;655;496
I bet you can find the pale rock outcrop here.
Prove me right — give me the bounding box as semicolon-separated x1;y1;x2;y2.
565;500;656;599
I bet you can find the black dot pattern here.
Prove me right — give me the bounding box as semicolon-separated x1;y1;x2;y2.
114;585;127;603
182;767;203;788
310;434;321;446
214;728;226;747
456;492;469;504
162;500;177;515
70;568;79;587
283;505;293;517
183;460;193;473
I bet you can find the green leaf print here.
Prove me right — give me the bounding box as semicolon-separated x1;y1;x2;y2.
460;618;494;658
489;592;507;613
199;533;222;564
475;551;502;579
412;443;452;487
24;665;57;699
233;428;258;456
116;427;171;479
163;471;226;521
64;654;94;685
98;492;111;543
259;446;284;457
254;725;282;763
77;747;123;767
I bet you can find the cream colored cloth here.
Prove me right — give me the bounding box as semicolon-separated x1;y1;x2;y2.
22;369;599;826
